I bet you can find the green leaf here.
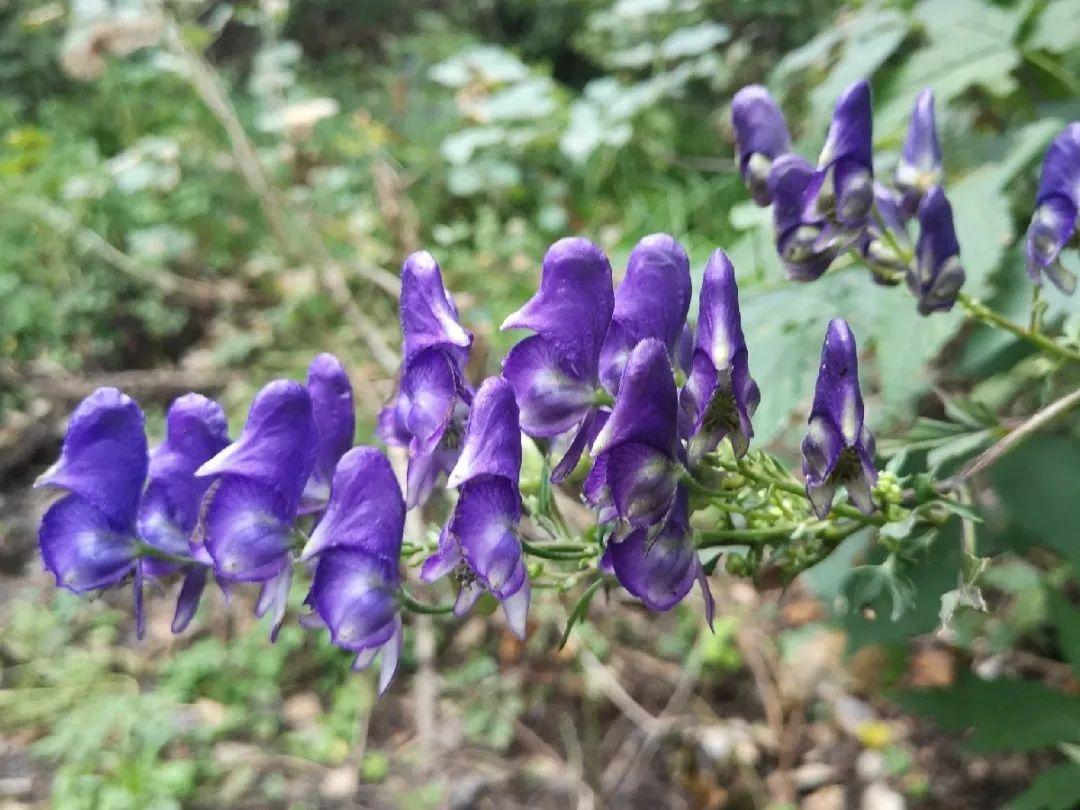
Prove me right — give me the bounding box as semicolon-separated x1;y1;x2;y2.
989;435;1080;572
1027;0;1080;55
897;672;1080;753
559;577;606;649
1006;763;1080;810
806;9;910;136
1046;588;1080;679
877;0;1024;134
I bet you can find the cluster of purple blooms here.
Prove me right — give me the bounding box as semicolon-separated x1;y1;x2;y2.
733;81;1080;304
34;82;1078;693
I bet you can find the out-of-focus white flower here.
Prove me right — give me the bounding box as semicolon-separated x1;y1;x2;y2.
60;9;163;80
258;97;340;141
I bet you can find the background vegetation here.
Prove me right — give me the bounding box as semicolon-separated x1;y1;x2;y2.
1;0;1078;807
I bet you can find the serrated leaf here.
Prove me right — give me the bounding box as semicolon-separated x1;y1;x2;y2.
877;0;1024;134
897;673;1080;753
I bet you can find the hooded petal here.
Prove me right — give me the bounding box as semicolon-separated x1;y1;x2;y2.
817;79;873;174
768;154;838;281
1025;123;1080;294
419;524;462;583
550;406;606;484
405;446;457;510
608;488;705;612
501;237;614;381
910;186;965;314
302;353;355;511
451;476;528;605
196;380;316;512
604;442;680;530
681;250;759;460
862;183;911;277
300;447;405;564
137;394;229;567
36;387;147;527
802;319;877;517
895;89;942;213
731;84;792;205
400;251;472;362
39;494;138;593
502;335;598;437
447;376;522;488
599;233;692;394
592;339;677;459
201;476;294;582
400;348;458;456
308;548;400;653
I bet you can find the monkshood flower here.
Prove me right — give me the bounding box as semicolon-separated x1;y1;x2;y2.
803;80;874;251
731;84;792;206
502;237;614;482
300;353;355;514
606;487;714;622
769;153;839;281
36;388;149;632
196;379;317;638
910;186;965;315
588;339;681;536
420;377;530;638
379;251;474;507
801;319;877;518
894;89;942;217
680;250;760;463
861;183;910;280
1024;122;1080;295
599;233;692;395
301;447;406;694
137;394;229;632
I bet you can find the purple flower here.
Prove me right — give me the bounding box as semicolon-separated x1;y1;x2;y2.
300;447;406;564
137;394;229;632
803;80;874;250
599;233;692;396
895;89;942;216
502;237;614;481
307;551;402;694
589;339;681;535
680;250;760;463
606;487;714;621
35;388;148;632
910;186;965;314
196;380;316;637
379;252;474;507
731;84;792;205
861;183;910;280
801;319;877;518
302;446;406;693
399;250;473;364
769;154;839;281
421;377;530;638
300;353;355;514
1025;122;1080;295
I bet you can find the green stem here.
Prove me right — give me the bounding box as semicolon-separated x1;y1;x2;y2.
521;539;594;561
398;589;455;615
695;526;800;547
135;542;200;567
957;292;1080;363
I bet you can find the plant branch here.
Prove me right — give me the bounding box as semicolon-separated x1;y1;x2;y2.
957;292;1080;363
957;387;1080;480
